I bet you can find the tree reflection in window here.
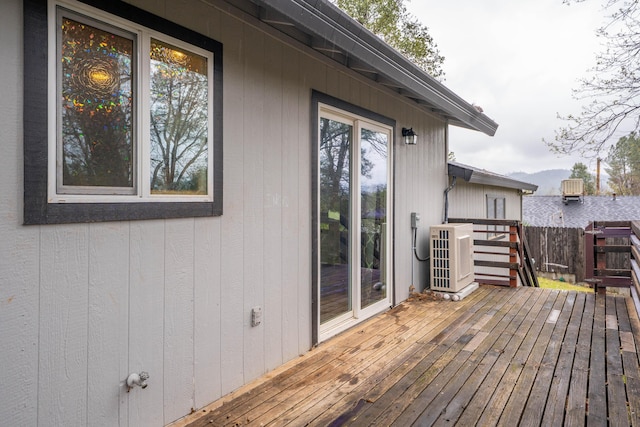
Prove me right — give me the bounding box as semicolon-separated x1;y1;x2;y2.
320;118;351;267
149;39;209;195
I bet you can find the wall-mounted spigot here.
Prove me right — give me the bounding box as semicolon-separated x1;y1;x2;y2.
126;371;149;392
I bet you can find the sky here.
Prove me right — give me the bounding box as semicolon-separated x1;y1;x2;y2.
405;0;609;175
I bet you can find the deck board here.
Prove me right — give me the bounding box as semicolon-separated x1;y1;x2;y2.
588;294;607;427
605;296;629;426
406;285;534;426
565;293;594;427
174;286;640;427
432;287;541;426
434;287;550;426
358;288;506;426
541;292;585;426
515;292;577;426
620;297;640;427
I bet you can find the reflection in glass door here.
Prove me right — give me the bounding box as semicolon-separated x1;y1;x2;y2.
318;106;391;339
359;127;388;310
319;117;352;324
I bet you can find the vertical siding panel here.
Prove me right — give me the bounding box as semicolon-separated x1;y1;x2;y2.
86;223;130;426
350;77;362;107
0;229;39;427
360;80;370;107
413;111;427;293
243;25;266;382
129;221;165;427
38;226;89;426
163;218;196;423
338;71;351;102
393;109;448;298
298;56;322;353
263;37;284;371
166;0;212;37
219;14;245;395
415;111;430;293
325;66;339;98
281;49;301;361
0;1;39;425
194;218;222;408
394;105;413;299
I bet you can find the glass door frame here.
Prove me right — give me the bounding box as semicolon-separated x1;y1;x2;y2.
312;95;394;344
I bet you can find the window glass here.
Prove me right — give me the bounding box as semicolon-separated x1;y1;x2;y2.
496;197;505;219
59;16;135;192
487;195;506;238
486;196;496;219
149;39;209;195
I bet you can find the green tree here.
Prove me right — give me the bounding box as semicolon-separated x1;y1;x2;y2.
335;0;445;80
569;162;596;195
605;133;640;195
548;0;640;157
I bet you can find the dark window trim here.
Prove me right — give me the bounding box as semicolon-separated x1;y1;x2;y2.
310;90;395;345
23;0;223;224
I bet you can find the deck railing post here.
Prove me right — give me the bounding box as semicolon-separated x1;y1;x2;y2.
595;229;607;295
510;225;518;287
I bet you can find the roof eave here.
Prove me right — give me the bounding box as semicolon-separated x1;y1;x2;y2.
448;162;538;192
252;0;498;136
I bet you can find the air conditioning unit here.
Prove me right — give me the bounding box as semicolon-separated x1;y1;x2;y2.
430;223;475;292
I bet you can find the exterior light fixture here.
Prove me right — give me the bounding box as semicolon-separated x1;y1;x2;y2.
402;127;417;145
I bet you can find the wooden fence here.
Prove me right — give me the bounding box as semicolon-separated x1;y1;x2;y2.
524;226;586;283
524;225;633;285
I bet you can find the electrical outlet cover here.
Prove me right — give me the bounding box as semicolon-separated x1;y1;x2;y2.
251;306;262;327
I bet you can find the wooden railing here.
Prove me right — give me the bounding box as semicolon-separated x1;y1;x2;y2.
585;221;640;296
632;222;640;306
449;218;538;288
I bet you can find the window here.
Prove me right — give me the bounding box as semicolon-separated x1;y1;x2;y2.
24;0;223;224
486;195;506;238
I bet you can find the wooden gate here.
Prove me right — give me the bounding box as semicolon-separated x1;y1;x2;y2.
584;221;634;293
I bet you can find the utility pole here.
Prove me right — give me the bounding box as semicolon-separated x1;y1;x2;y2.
596;157;601;195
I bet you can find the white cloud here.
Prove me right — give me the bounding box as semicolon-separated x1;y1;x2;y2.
407;0;606;175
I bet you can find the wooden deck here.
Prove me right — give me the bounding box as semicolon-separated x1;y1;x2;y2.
175;286;640;426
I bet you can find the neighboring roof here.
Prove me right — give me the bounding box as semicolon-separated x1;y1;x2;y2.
523;195;640;228
448;162;538;192
240;0;498;136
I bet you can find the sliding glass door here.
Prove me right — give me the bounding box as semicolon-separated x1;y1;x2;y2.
318;104;392;341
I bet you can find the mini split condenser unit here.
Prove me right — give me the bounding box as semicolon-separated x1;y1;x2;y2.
430;223;475;292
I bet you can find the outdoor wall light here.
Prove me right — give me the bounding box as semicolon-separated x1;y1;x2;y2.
402;127;417;145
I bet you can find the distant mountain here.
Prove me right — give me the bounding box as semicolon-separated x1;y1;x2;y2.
507;169;571;195
507;169;610;195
